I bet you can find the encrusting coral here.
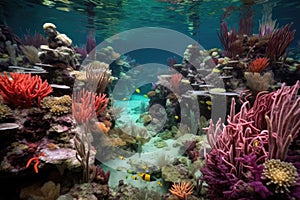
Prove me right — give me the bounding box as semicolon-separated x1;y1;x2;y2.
41;95;72;115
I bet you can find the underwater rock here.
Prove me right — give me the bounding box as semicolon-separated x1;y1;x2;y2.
154;139;168;148
19;180;60;200
161;164;192;185
63;182;109;200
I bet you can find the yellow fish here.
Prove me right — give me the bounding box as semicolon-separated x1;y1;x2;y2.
143;94;148;98
174;115;179;120
122;97;127;101
137;173;156;181
135;88;141;93
212;68;221;73
118;155;126;160
2;54;9;58
206;101;212;106
253;140;259;147
141;165;148;170
157;181;163;187
207;106;211;110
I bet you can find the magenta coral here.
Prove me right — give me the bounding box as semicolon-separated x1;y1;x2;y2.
0;72;52;108
201;81;300;199
266;81;300;161
202;98;270;199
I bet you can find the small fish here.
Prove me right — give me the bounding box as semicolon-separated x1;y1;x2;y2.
141;165;148;170
253;140;259;147
118;155;126;160
174;115;179;120
206;101;212;106
212;68;221;73
122;97;127;101
207;106;211;110
135;88;141;93
131;175;139;180
143;94;148;98
2;53;9;58
157;181;163;187
137;173;156;181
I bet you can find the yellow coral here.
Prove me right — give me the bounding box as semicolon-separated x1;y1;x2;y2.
50;105;70;116
262;159;298;193
41;96;72;115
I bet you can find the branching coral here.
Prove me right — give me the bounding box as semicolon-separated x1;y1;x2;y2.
217;22;244;59
201;98;270;199
266;81;300;161
72;89;109;124
265;23;295;62
201;81;300;199
169;182;194;200
262;159;298;194
85;61;111;94
0;72;52;108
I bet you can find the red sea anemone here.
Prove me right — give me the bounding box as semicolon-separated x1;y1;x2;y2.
0;72;52;108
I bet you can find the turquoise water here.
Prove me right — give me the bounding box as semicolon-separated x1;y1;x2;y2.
2;0;300;50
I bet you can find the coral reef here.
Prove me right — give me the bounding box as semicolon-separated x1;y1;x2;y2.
200;81;300;199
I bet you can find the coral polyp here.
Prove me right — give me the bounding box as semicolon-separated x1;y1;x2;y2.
262;159;298;194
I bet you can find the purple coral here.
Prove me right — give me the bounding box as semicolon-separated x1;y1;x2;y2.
200;81;300;199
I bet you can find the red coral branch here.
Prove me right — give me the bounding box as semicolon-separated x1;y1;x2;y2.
248;57;269;73
265;23;295;61
0;72;52;108
72;89;109;124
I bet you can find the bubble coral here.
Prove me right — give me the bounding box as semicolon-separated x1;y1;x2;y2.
262;159;298;194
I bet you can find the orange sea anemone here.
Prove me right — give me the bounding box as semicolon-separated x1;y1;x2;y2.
248;57;269;73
